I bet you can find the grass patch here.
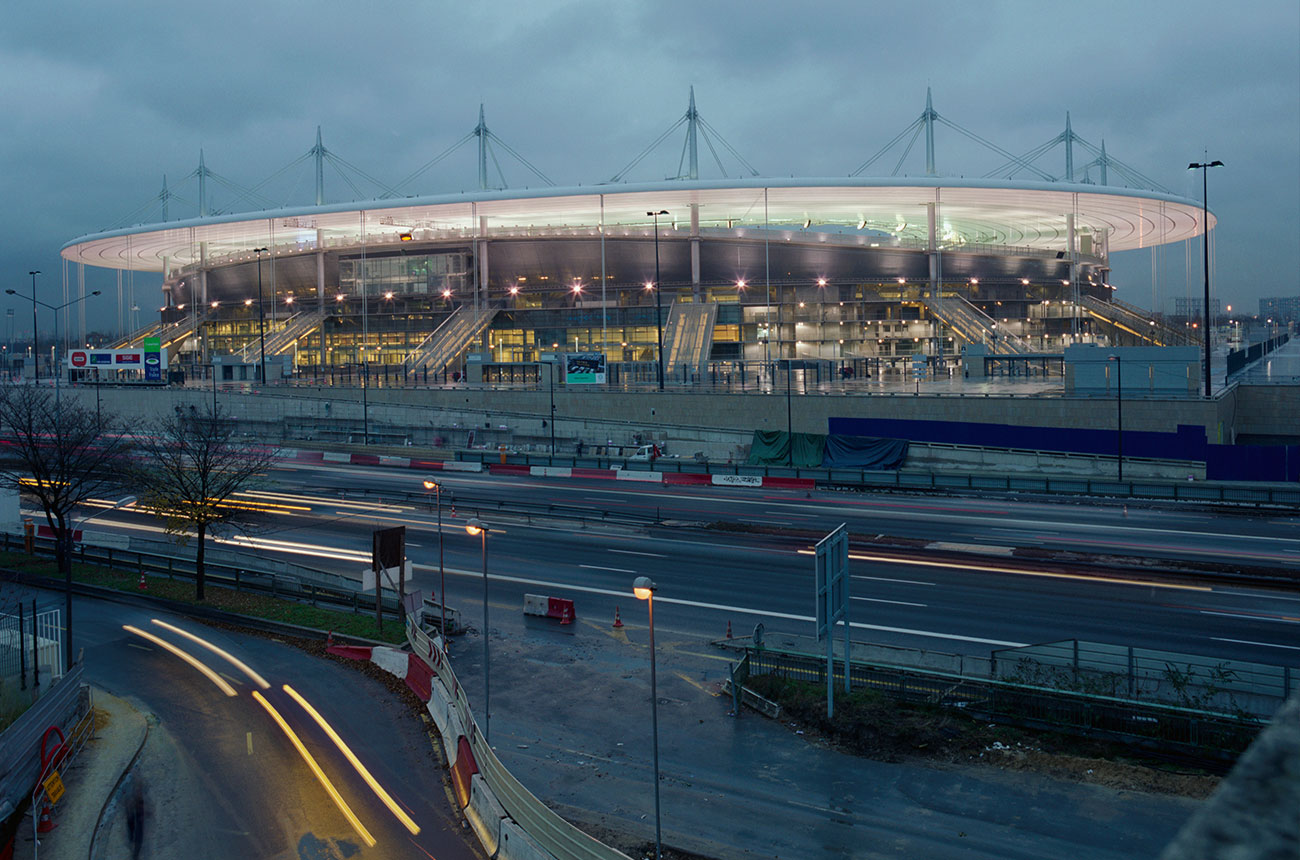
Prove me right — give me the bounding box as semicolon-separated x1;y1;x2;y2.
1;549;405;645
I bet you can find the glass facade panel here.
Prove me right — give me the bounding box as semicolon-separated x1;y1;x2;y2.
339;252;470;296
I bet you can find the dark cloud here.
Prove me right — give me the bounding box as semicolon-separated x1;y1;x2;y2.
1;0;1296;334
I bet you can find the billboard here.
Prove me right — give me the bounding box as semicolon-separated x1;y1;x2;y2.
565;352;606;384
144;336;162;381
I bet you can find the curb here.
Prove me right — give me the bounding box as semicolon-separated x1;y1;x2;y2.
87;707;150;860
1;569;393;647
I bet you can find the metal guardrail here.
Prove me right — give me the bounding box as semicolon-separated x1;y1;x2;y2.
1;532;404;622
406;620;632;860
745;647;1262;762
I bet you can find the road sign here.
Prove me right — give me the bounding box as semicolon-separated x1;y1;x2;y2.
43;771;65;804
815;524;848;639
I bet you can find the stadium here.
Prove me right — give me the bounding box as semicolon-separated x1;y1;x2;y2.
59;92;1213;386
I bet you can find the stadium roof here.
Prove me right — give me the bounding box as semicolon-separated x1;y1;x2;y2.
62;177;1213;274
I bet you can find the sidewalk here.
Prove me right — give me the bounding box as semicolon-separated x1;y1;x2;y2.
12;689;148;860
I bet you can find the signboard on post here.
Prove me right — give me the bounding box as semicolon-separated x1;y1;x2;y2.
565;352;606;384
143;336;162;382
815;523;851;718
372;526;406;628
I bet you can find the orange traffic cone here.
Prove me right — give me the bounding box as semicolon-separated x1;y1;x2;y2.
612;606;624;628
726;620;733;639
137;572;147;591
36;802;56;833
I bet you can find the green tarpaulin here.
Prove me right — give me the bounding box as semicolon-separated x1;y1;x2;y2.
746;430;827;468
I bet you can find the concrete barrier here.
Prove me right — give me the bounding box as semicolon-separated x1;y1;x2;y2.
498;817;553;860
712;474;763;486
450;736;478;808
530;466;572;478
323;451;351;463
426;682;452;738
571;468;616;480
370;645;408;678
614;470;663;483
379;455;411;467
443;461;485;472
466;773;508;857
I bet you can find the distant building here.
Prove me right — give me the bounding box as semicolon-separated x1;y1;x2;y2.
1174;296;1222;319
1258;296;1300;323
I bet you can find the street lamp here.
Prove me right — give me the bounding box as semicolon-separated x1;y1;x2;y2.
422;479;447;640
7;289;101;406
632;575;662;860
465;517;491;742
15;271;40;382
1188;160;1223;398
647;210;668;390
253;247;269;384
1108;355;1123;482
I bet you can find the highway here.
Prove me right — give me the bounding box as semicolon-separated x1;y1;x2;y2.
30;462;1300;859
67;460;1300;665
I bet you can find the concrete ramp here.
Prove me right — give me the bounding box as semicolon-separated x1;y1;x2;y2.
404;306;498;375
661;301;717;374
924;296;1027;355
1082;295;1195;347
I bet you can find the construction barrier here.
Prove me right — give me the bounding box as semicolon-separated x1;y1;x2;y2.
466;773;508;856
613;470;663;483
523;594;576;624
442;461;485;473
450;736;478;808
529;466;572;478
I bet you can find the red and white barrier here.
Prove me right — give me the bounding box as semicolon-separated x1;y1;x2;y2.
523;594;575;624
614;470;663;483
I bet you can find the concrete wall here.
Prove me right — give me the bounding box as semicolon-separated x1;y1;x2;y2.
1233;385;1300;440
61;379;1256;465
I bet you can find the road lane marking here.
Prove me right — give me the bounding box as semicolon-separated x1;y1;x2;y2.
609;549;667;558
1200;610;1300;625
851;596;927;607
1216;590;1300;603
247;732;253;755
1211;637;1300;652
674;672;720;696
851;575;936;586
580;564;635;573
412;564;1026;647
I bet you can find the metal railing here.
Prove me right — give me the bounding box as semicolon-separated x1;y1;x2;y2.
1;532;403;622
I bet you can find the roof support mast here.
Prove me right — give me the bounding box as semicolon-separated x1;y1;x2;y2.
476;105;488;191
1065;113;1074;182
198;149;208;217
314;127;325;205
924;88;937;175
687;87;699;181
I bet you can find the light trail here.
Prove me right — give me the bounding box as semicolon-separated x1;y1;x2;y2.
149;619;270;689
122;625;237;697
217;535;371;563
795;549;1212;591
282;685;420;835
252;691;376;848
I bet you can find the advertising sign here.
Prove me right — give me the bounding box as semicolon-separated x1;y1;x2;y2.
565;352;606;384
115;353;140;364
143;336;162;381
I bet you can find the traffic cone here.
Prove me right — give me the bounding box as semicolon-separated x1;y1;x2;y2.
612;606;624;628
726;620;733;639
137;572;147;591
36;802;56;833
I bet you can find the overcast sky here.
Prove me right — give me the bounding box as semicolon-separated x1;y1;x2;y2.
2;0;1297;338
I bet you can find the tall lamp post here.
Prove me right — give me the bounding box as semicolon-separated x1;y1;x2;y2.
422;479;446;640
647;210;668;390
253;247;269;383
633;576;662;860
1188;160;1222;398
466;517;491;742
6;290;101;406
1108;355;1123;482
19;271;40;382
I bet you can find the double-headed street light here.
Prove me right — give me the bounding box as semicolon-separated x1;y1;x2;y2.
466;517;491;742
6;289;101;406
422;479;447;639
1188;160;1223;398
253;247;269;383
633;575;662;860
647;210;668;390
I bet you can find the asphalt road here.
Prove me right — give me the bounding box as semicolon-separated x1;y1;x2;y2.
10;582;481;860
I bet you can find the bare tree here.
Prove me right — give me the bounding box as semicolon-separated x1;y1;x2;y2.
0;385;133;668
130;405;279;600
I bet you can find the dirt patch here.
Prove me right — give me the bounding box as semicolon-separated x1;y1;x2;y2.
748;674;1221;799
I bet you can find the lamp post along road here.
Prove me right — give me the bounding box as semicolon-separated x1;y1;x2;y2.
27;271;40;382
648;210;668;390
253;247;269;384
633;576;662;860
7;289;101;406
422;479;446;639
1188;160;1222;398
466;518;490;742
1109;355;1123;481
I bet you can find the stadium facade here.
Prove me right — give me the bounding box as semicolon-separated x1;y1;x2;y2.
59;101;1214;384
